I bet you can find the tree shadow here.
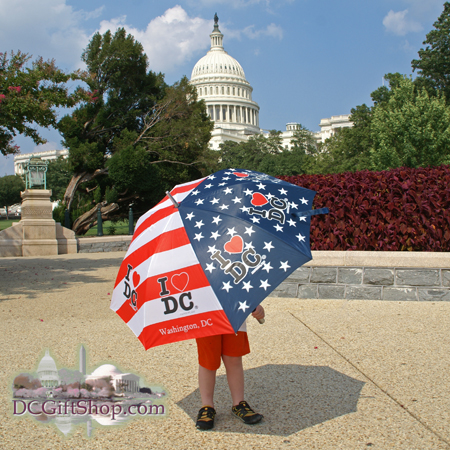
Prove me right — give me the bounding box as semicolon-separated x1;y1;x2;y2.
176;364;366;436
0;255;124;300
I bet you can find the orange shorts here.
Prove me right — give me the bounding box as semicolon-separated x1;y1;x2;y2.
196;332;250;371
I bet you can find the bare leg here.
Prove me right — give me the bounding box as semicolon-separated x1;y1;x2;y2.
222;355;244;406
198;365;217;408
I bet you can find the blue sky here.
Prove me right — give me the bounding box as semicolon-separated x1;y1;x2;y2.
0;0;446;175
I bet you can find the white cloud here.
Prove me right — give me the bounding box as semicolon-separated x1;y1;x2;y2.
96;6;211;73
0;0;96;70
383;9;423;36
241;23;283;40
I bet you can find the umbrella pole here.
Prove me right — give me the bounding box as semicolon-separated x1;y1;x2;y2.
165;191;179;208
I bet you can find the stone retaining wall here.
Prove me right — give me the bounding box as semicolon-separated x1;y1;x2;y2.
77;236;132;253
273;266;450;301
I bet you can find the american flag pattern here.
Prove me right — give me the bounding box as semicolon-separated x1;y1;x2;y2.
111;169;327;350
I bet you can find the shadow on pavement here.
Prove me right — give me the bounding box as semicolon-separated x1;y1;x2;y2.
177;364;365;436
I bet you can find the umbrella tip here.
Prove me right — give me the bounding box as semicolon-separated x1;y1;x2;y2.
166;191;179;208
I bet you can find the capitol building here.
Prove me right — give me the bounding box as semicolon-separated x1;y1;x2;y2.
190;15;352;151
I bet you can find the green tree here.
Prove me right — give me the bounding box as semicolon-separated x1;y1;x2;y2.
412;2;450;100
0;175;25;219
59;29;213;234
46;156;72;202
370;76;450;170
0;51;82;156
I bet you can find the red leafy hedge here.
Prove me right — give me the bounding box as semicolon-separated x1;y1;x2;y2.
279;165;450;251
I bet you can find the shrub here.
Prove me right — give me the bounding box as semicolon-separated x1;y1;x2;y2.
280;165;450;251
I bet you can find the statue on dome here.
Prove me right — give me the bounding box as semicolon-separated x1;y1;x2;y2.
214;13;219;25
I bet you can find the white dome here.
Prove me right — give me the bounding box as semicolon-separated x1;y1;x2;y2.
89;364;122;378
37;350;58;374
191;52;246;82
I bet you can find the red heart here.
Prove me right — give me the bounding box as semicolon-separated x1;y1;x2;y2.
251;192;268;206
233;172;249;178
171;272;189;292
133;271;140;287
224;235;244;254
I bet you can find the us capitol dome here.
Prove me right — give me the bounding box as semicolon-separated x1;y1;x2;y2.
190;14;261;150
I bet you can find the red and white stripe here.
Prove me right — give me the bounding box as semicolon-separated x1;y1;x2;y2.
110;177;234;350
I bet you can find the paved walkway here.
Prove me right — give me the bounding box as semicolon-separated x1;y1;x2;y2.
1;252;449;450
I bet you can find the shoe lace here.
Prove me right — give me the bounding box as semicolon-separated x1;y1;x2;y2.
199;407;215;421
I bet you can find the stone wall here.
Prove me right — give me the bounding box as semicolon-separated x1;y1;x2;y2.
77;236;132;253
273;266;450;301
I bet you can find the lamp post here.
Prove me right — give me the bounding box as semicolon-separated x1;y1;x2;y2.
24;157;49;189
97;204;103;236
128;205;134;235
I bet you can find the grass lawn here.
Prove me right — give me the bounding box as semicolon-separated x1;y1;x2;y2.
0;219;20;231
83;220;132;236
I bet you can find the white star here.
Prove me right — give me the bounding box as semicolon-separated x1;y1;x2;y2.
263;241;274;252
244;188;253;196
219;204;229;210
256;183;266;190
280;261;291;272
208;175;216;180
300;197;308;205
223;187;233;194
262;262;273;273
222;176;230;180
212;215;222;225
231;196;242;204
185;212;195;221
207;245;218;254
205;263;216;273
222;281;232;292
218;182;227;186
266;193;275;200
289;201;298;209
296;233;306;242
279;188;288;195
195;199;204;205
191;190;200;196
299;216;307;222
240;206;250;213
238;301;250;312
274;224;283;232
242;281;253;292
210;230;221;240
194;220;204;229
260;279;271;291
244;226;255;236
250;216;260;224
210;198;220;205
244;241;255;250
204;183;213;189
194;233;204;241
287;218;296;227
227;227;237;236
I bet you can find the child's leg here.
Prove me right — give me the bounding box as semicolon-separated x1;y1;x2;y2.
198;364;217;407
222;355;244;406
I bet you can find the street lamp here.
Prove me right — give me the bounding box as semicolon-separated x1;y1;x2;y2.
24;157;49;189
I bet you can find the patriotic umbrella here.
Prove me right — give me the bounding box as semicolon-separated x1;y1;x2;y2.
110;169;328;350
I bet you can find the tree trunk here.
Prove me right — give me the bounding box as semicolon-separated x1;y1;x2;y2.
63;169;108;210
72;202;119;235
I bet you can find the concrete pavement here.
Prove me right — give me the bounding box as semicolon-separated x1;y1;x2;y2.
0;252;449;449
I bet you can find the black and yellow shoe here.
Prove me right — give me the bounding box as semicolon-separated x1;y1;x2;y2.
196;406;216;430
231;401;263;424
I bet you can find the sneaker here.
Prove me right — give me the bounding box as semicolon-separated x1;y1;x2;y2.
196;406;216;430
231;401;263;424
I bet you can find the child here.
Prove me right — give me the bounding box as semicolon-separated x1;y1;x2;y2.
195;304;265;430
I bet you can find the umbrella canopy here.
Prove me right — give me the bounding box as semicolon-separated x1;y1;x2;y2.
111;169;328;349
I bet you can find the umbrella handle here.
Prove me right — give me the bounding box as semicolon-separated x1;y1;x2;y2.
253;308;265;324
